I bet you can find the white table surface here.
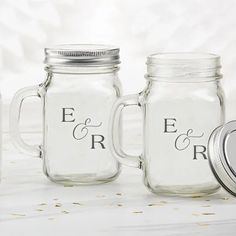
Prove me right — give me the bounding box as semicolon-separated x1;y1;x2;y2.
0;136;236;236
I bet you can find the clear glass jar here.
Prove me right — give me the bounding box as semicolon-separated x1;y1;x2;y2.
10;44;122;185
110;53;224;197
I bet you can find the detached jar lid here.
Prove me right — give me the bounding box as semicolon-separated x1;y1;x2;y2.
208;121;236;196
44;44;120;67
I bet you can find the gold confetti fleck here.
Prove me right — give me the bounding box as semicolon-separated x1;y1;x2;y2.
221;197;229;200
196;222;209;227
117;204;123;207
202;213;215;216
148;203;164;207
160;201;167;204
72;202;81;205
36;209;44;212
192;213;200;216
116;193;122;196
55;203;62;207
133;211;143;214
38;203;47;206
11;213;26;217
62;210;69;214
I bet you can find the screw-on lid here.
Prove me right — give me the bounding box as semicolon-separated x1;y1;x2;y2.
44;44;120;67
208;121;236;196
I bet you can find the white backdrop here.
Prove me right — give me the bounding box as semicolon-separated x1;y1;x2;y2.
1;0;236;133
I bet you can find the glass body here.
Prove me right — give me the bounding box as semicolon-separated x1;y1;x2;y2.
10;66;121;185
110;53;225;196
43;68;121;184
142;80;224;196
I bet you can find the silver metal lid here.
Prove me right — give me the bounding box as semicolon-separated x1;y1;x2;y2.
208;121;236;196
44;44;120;67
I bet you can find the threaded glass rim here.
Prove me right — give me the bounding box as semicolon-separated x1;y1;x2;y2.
146;52;222;81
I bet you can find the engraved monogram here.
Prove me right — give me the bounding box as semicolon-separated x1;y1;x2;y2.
174;129;204;151
72;118;102;140
164;118;207;160
61;108;105;149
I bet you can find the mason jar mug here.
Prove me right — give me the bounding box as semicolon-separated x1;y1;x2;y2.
10;44;122;185
110;53;224;196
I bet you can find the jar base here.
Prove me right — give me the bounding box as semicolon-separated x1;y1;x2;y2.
44;170;121;186
146;183;221;197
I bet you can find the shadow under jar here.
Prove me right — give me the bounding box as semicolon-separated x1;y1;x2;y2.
10;44;122;185
110;53;225;197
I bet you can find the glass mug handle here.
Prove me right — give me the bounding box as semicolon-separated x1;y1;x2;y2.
9;85;43;157
110;94;142;169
